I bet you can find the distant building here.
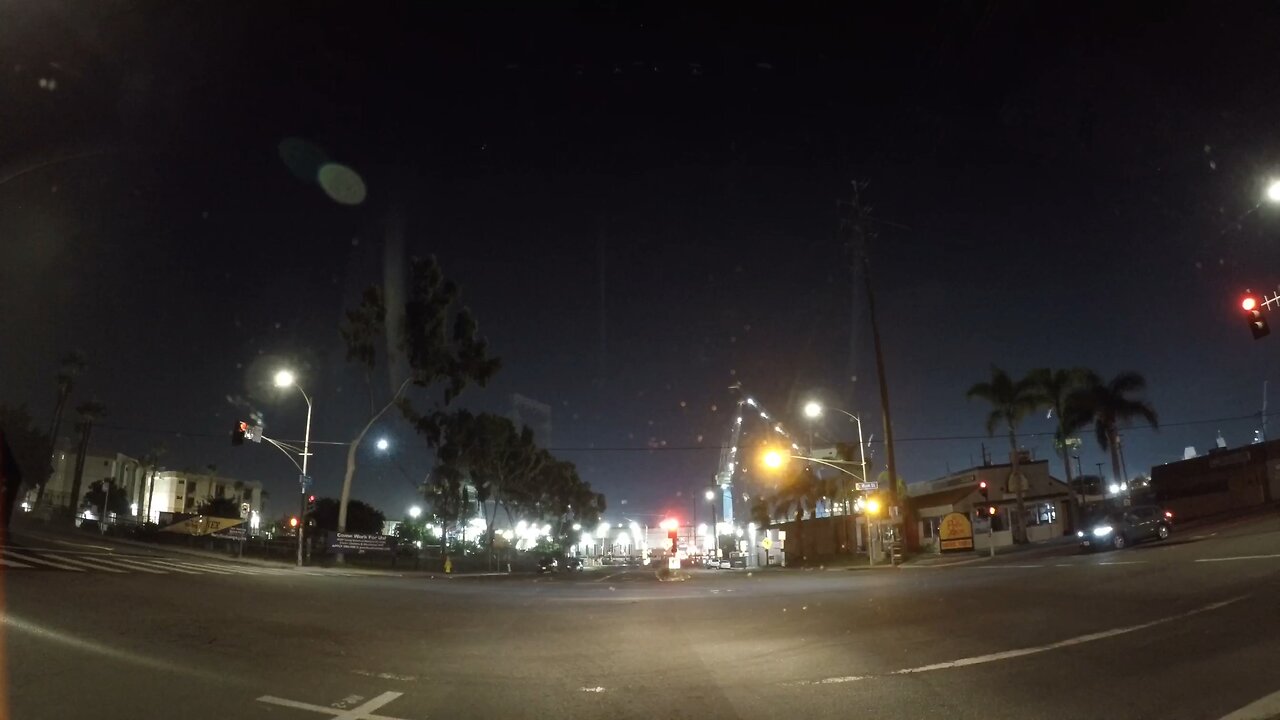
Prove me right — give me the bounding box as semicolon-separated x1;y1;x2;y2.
30;448;265;526
510;394;552;446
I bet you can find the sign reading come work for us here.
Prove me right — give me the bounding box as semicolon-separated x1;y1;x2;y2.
938;512;974;553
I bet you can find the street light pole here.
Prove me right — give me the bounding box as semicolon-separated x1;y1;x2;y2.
275;369;313;569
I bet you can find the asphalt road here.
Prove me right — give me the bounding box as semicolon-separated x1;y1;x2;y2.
6;514;1280;720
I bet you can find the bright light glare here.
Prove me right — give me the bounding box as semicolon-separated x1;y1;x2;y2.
1092;525;1113;537
408;505;422;519
1267;180;1280;203
762;449;785;469
659;517;678;530
1243;296;1258;311
273;369;295;388
376;437;390;451
1107;483;1120;494
865;498;881;515
705;489;716;501
803;401;823;419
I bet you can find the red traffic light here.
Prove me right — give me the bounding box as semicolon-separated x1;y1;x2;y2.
978;480;988;490
307;494;316;503
1243;296;1258;312
288;517;299;528
988;506;997;516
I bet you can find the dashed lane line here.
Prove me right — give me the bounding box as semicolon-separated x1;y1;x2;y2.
792;595;1247;687
1195;554;1280;563
0;556;33;568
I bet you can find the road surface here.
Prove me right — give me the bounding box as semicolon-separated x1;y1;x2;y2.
6;514;1280;720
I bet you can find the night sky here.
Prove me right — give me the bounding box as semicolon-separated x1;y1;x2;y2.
4;3;1280;523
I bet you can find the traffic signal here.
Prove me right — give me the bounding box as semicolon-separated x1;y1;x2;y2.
978;480;989;500
1243;293;1270;339
667;529;678;555
987;505;998;517
231;421;247;446
306;494;317;513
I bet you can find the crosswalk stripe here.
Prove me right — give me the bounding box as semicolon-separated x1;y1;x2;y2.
90;557;170;574
0;556;34;568
152;560;234;575
43;553;127;573
138;560;201;574
3;550;88;572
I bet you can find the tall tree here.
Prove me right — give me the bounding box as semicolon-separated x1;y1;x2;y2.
140;445;166;524
341;256;500;539
1031;367;1094;531
966;366;1044;544
67;401;106;524
0;403;52;529
84;478;131;520
1080;371;1159;491
38;350;85;504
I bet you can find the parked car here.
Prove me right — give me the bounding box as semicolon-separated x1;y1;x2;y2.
562;557;584;572
1078;505;1173;551
537;556;559;573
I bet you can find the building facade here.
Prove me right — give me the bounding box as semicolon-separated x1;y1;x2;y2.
908;459;1071;552
30;448;265;526
1150;439;1280;520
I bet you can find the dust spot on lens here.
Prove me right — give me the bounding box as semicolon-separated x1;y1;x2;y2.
319;163;367;205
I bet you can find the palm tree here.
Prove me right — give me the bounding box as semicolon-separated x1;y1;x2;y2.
39;350;86;504
68;400;106;523
1031;368;1095;532
966;366;1044;544
1080;372;1158;492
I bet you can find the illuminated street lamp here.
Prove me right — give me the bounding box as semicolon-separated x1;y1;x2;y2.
1267;179;1280;204
408;505;422;519
274;368;312;568
376;437;390;451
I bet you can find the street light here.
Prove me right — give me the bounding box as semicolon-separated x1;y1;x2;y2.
803;401;822;419
376;437;390;452
275;368;312;568
1267;179;1280;204
408;505;422;519
762;449;786;469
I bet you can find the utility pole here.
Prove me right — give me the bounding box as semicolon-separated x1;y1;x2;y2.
842;182;904;553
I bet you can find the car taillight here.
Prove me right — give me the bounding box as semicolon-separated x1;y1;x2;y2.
1164;510;1173;519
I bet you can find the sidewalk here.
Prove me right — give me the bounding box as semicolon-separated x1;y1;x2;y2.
10;518;446;578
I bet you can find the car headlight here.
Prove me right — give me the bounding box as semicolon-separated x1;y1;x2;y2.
1076;531;1084;538
1092;525;1113;537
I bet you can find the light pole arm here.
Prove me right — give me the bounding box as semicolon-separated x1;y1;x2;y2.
788;455;863;480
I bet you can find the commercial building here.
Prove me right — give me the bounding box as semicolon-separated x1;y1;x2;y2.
908;457;1072;552
1150;439;1280;520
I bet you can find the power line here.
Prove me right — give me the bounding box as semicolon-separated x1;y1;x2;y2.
79;410;1273;453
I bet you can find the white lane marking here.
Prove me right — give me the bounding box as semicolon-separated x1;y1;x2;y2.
1195;554;1280;563
593;571;627;583
579;686;605;692
793;595;1247;686
138;560;201;574
3;550;87;572
152;560;234;574
0;556;33;568
1099;561;1146;565
43;554;127;573
257;690;406;720
92;557;170;574
1218;686;1280;720
973;564;1044;569
892;597;1245;675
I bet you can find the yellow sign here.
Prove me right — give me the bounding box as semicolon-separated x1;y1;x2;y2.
938;512;974;553
761;538;773;549
160;515;244;536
